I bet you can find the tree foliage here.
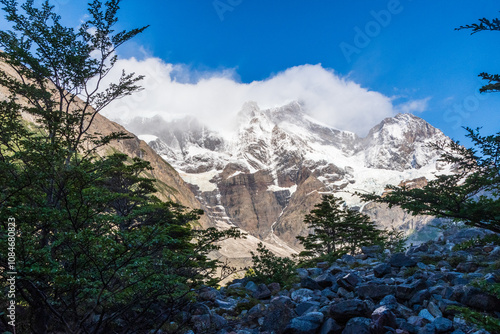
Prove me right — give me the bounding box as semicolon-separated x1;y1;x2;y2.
0;1;241;333
359;128;500;233
296;195;389;261
247;242;297;288
457;14;500;93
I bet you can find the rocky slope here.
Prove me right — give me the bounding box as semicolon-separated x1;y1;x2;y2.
184;228;500;334
125;101;452;253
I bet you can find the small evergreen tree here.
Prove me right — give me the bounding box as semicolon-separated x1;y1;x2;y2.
297;195;387;261
248;242;296;287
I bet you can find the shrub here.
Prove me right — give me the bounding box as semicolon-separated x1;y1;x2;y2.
248;243;297;288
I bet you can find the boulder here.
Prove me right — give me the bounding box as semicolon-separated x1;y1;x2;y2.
373;263;392;278
433;317;453;333
268;282;281;295
261;297;297;334
337;273;360;292
396;279;427;301
418;323;436;334
461;286;500;312
329;299;371;323
319;318;342;334
370;306;398;334
245;281;258;293
357;283;396;300
342;317;371;334
379;294;398;310
314;273;335;288
253;284;272;300
191;314;211;333
295;301;320;316
283;312;324;334
389;253;417;268
198;287;219;301
301;277;321;290
418;309;435;322
291;288;314;303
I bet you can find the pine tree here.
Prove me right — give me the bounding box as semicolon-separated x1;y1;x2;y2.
297;195;386;261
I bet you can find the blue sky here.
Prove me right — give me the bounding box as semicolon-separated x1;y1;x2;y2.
2;1;500;144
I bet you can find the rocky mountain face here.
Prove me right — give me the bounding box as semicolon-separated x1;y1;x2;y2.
124;101;452;254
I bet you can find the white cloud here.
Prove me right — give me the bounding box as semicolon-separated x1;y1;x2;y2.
394;97;431;114
99;57;421;137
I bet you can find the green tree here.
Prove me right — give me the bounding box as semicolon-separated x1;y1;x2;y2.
247;242;296;287
296;195;386;261
457;15;500;93
0;1;241;333
358;131;499;234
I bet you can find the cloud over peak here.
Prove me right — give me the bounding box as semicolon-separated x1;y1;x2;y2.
100;57;427;137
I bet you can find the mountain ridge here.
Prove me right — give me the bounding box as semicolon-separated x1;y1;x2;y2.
125;101;452;253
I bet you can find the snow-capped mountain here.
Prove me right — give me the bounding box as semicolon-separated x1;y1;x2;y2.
125;101;451;253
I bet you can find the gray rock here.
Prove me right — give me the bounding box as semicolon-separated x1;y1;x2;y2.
268;282;281;295
357;283;396;300
210;314;228;330
245;281;258;292
228;282;243;289
198;287;219;301
295;301;320;316
396;279;427;300
418;309;435;322
284;312;324;334
427;301;442;318
321;288;336;300
370;306;398;334
314;273;335;288
456;262;478;273
261;296;296;333
433;316;453;333
253;283;272;299
379;294;398;310
448;228;487;244
296;268;309;279
317;261;330;269
190;303;211;315
319;317;342;334
337;273;360;292
291;288;314;303
408;315;427;327
246;303;266;322
389;253;417;267
191;314;211;333
340;254;357;264
301;277;321;290
489;246;500;260
307;268;323;277
418;323;436;334
216;299;236;310
342;317;371;334
373;263;392;278
327;265;343;275
329;299;371;323
461;286;500;311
